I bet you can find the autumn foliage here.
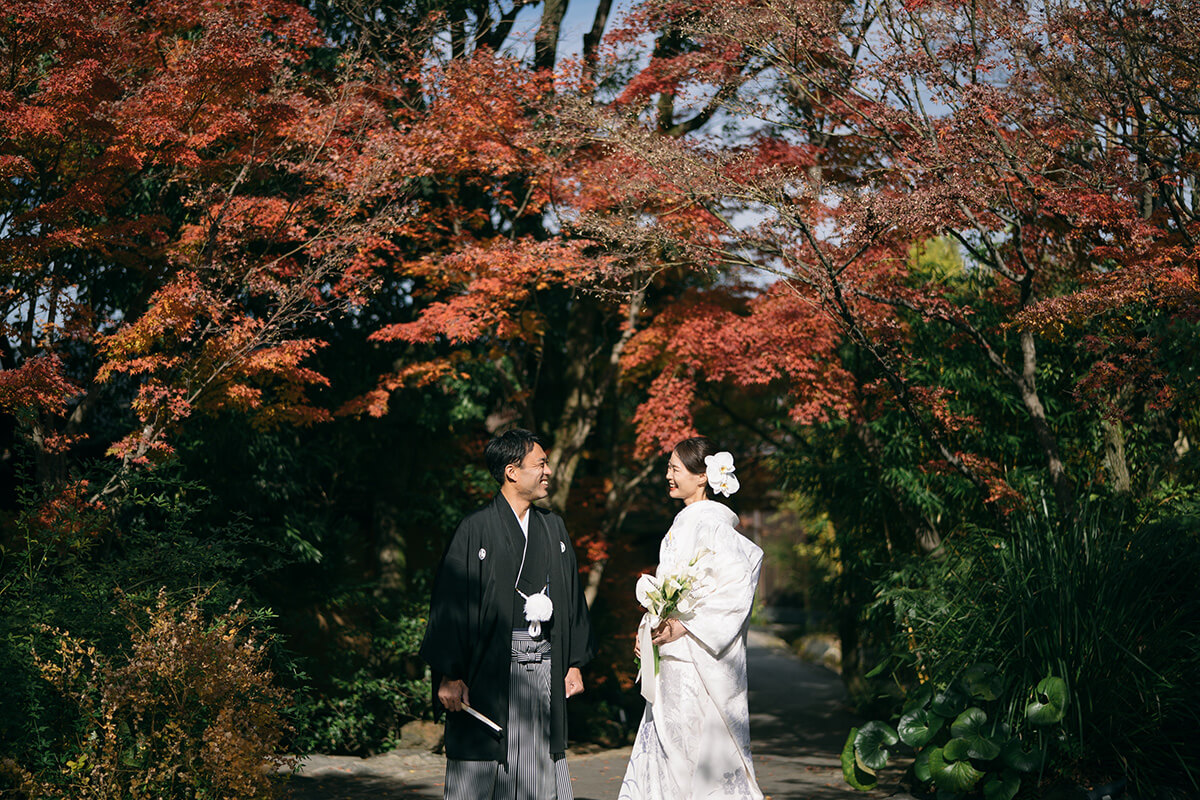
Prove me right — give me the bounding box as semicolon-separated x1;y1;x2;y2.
2;0;1199;789
560;0;1200;524
33;592;291;800
2;0;414;482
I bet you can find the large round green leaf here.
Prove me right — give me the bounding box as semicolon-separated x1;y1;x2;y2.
983;771;1022;800
950;708;1003;760
942;737;973;762
898;706;945;748
962;663;1005;701
931;685;969;718
841;728;878;791
950;707;987;738
929;745;985;793
1026;677;1069;725
912;747;933;783
1000;739;1043;773
855;720;900;771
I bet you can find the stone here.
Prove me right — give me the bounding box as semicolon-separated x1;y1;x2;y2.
399;720;444;751
794;633;842;671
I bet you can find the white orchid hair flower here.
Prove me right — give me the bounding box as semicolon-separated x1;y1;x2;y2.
703;451;739;496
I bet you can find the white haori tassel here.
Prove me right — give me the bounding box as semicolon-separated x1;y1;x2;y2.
521;589;554;638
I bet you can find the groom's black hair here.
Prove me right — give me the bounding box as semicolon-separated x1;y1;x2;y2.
485;428;545;484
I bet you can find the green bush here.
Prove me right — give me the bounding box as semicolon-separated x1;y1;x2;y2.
0;468;267;780
843;664;1068;799
287;595;431;755
876;507;1200;794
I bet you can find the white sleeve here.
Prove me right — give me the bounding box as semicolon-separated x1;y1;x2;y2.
679;524;763;657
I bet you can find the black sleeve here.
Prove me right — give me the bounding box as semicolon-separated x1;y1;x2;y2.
561;517;596;669
419;517;474;681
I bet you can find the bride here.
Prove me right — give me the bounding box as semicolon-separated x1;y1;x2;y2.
619;436;764;800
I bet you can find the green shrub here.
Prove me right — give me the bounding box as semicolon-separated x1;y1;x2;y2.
0;467;267;780
876;507;1200;794
843;664;1068;799
287;596;431;755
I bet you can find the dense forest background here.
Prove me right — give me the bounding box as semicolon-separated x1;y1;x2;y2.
2;0;1198;797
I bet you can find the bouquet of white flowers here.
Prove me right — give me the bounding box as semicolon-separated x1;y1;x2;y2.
635;547;717;689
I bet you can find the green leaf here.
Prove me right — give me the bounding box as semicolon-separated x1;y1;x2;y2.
841;728;878;791
898;706;945;748
904;684;934;715
931;685;969;718
1000;739;1042;773
950;708;1003;760
961;663;1005;701
942;737;973;761
1026;677;1069;725
949;707;986;738
913;747;933;783
929;745;985;793
865;658;890;679
983;771;1021;800
855;720;900;771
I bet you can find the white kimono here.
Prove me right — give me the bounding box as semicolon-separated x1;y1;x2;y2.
619;500;765;800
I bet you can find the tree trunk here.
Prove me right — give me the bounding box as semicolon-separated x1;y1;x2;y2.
1102;418;1132;495
1016;330;1074;514
539;294;646;608
375;497;406;593
534;0;568;71
545;292;644;512
581;0;614;87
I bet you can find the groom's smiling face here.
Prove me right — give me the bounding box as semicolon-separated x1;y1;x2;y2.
508;443;551;502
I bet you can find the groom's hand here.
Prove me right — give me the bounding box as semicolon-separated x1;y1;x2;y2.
438;678;469;712
565;667;584;698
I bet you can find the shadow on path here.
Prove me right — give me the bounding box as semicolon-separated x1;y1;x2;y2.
276;752;446;800
279;629;903;800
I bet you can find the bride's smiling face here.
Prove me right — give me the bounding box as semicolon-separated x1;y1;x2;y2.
666;450;708;505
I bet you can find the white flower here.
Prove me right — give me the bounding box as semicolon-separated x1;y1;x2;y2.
710;472;740;497
636;574;661;609
524;590;554;622
704;451;739;496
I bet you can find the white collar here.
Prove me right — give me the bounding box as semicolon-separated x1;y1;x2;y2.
672;499;739;529
513;506;530;539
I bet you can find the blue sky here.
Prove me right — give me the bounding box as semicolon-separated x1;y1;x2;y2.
503;0;636;62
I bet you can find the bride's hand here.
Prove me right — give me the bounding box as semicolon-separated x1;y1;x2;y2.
651;618;687;646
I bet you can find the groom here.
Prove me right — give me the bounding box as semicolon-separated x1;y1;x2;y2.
421;429;594;799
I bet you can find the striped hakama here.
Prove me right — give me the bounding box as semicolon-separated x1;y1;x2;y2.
445;631;574;800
